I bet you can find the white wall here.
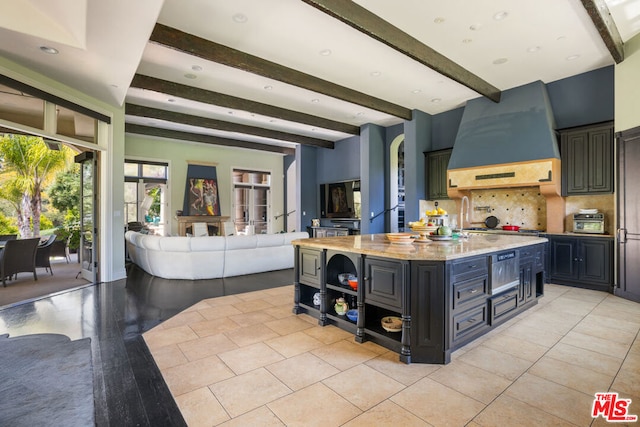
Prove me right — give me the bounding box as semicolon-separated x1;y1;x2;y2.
615;33;640;132
125;135;286;235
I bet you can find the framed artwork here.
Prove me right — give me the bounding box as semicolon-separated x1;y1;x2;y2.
188;178;220;216
328;182;349;216
183;163;221;216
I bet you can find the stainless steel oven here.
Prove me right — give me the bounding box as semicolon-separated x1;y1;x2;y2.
489;250;520;295
573;213;605;234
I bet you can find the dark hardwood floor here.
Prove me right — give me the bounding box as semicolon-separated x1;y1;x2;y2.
0;263;296;426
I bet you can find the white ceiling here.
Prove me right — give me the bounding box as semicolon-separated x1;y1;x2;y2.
1;0;639;150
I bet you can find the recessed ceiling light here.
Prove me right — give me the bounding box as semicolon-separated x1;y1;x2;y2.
411;89;422;94
469;23;482;31
431;98;442;103
434;17;445;24
263;85;273;90
319;49;332;56
40;46;58;54
232;13;248;23
191;65;203;71
270;119;276;123
527;46;541;53
356;112;365;116
566;54;580;61
184;73;197;79
311;98;320;103
311;128;317;131
493;11;509;21
492;58;508;65
557;36;567;41
167;98;175;102
370;71;382;77
228;111;234;115
462;38;473;44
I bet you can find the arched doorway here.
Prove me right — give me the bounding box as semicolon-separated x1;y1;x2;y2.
389;135;405;232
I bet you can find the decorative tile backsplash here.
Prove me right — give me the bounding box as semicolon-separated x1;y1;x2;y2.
420;189;615;233
469;187;547;230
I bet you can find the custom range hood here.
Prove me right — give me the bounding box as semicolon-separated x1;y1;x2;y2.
447;81;564;232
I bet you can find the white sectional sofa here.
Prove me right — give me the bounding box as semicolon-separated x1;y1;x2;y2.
125;231;309;280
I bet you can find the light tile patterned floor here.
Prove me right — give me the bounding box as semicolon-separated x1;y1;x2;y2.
143;284;640;426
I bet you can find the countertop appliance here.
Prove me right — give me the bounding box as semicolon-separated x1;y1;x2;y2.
573;213;605;234
489;250;520;295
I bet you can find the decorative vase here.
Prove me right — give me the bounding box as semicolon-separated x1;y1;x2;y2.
334;297;348;315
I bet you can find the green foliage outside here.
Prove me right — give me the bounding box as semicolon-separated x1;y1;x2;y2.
0;134;76;240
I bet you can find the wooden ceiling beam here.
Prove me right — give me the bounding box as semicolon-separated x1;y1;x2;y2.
580;0;624;63
125;124;296;155
125;103;334;149
301;0;501;103
149;23;412;120
131;74;359;136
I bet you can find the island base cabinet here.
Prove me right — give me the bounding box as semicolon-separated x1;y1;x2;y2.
409;262;448;364
293;238;545;364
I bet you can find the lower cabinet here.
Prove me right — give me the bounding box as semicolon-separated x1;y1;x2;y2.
548;235;613;292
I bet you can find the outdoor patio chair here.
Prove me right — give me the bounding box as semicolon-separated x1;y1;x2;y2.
35;235;57;275
0;238;40;287
0;234;17;242
49;236;71;263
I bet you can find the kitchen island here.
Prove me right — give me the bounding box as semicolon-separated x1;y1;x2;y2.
292;233;547;364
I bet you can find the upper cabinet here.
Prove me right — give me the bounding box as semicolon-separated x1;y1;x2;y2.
560;122;614;196
424;149;452;200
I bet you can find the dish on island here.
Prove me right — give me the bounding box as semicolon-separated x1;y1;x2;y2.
381;316;402;332
386;233;415;245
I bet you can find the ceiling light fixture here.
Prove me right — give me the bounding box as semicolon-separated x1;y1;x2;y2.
232;13;248;23
493;11;509;20
167;98;175;102
527;46;541;53
462;38;473;44
319;49;332;56
311;98;320;103
566;54;580;61
356;112;365;116
469;23;482;31
191;65;202;71
492;58;508;65
431;98;442;103
370;71;381;77
263;85;273;90
434;17;445;24
40;46;58;54
184;73;197;79
411;89;422;94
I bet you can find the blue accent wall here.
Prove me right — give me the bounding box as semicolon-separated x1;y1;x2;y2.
360;124;386;234
403;110;432;221
547;66;614;129
299;145;318;227
432;107;464;149
317;135;360;183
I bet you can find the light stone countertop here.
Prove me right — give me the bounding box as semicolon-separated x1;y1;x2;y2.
292;233;548;261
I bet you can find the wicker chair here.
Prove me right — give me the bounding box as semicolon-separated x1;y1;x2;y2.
35;235;57;275
0;238;40;287
49;236;71;263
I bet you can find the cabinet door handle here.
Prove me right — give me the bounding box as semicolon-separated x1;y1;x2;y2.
573;258;579;262
469;289;479;294
468;264;477;269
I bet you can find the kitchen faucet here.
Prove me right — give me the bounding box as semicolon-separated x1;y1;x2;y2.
460;196;469;229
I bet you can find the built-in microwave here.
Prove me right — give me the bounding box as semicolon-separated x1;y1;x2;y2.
573;213;605;234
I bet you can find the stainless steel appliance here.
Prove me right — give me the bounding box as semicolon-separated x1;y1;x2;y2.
573;213;605;234
489;250;520;295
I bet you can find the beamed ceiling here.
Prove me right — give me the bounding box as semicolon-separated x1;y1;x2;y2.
0;0;639;154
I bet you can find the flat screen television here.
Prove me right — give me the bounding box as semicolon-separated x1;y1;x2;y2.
320;179;361;219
